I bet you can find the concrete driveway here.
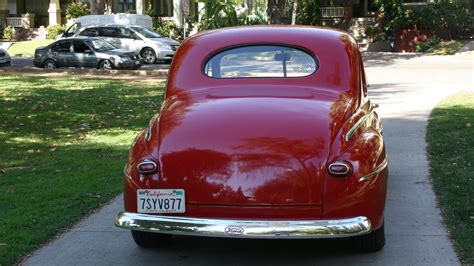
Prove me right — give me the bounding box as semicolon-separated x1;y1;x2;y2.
24;51;473;265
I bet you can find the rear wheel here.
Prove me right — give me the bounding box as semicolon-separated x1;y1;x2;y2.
99;60;113;70
43;59;57;69
141;48;156;64
353;222;385;252
131;230;172;248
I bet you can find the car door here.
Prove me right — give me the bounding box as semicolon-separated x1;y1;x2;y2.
98;27;121;49
73;40;97;68
118;27;143;53
50;40;74;67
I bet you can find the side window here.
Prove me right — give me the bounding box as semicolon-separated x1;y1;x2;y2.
51;41;71;53
64;23;80;37
118;27;135;39
73;41;91;53
99;27;118;38
79;28;98;37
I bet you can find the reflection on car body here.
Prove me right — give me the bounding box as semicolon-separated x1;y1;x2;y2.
33;37;142;70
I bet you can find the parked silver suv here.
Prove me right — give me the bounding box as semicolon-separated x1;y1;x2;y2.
72;25;179;64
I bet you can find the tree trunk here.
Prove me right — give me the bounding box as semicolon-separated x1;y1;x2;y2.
90;0;105;15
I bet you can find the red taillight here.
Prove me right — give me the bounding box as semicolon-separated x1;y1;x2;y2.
137;159;158;175
328;161;351;176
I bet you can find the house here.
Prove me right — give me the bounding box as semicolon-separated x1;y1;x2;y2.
0;0;198;28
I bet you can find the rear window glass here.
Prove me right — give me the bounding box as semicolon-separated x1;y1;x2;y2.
204;45;317;78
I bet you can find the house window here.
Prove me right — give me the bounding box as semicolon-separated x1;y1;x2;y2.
119;0;136;13
153;0;174;17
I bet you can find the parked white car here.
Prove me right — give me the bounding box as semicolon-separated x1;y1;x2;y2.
64;24;179;64
0;48;11;66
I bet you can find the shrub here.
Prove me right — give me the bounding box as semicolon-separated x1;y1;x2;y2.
0;25;13;40
66;2;91;19
416;35;441;52
47;24;66;40
418;0;471;40
153;18;183;40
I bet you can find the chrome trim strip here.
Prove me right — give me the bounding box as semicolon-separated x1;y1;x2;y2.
345;108;374;142
115;212;372;239
358;157;389;182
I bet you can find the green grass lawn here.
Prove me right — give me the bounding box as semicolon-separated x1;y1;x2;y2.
0;75;164;265
7;40;53;57
427;92;474;264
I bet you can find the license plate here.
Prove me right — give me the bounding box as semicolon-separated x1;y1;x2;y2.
134;60;140;65
137;189;185;214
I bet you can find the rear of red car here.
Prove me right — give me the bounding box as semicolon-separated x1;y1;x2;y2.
115;26;388;252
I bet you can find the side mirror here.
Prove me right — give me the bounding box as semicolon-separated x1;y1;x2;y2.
372;103;380;109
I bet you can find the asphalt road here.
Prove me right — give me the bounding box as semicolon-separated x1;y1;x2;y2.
23;51;473;265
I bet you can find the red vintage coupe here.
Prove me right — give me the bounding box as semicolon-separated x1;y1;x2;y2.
115;26;388;252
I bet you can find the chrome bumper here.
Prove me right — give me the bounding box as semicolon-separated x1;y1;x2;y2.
115;212;371;239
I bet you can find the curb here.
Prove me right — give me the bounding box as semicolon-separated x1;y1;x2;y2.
0;67;169;77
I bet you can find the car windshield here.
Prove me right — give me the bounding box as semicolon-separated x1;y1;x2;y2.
132;27;162;38
86;39;116;51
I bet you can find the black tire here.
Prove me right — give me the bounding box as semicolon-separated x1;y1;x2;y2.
99;59;113;70
43;59;57;69
353;222;385;252
131;230;172;248
141;48;156;64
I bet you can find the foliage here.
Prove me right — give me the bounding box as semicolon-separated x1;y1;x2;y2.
7;40;53;56
0;75;164;265
365;25;388;42
0;25;13;40
153;17;183;40
242;5;268;25
415;36;441;52
372;0;405;37
295;0;320;26
427;92;474;264
47;24;66;40
198;0;243;30
66;2;91;19
372;0;471;39
417;0;471;39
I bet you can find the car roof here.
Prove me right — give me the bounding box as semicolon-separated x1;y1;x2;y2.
80;24;144;29
167;25;362;95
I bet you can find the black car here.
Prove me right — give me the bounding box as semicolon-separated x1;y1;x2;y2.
33;37;142;70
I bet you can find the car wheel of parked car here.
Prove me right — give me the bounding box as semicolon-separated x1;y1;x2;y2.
99;60;113;70
353;222;385;252
131;230;172;248
141;48;156;64
43;59;57;69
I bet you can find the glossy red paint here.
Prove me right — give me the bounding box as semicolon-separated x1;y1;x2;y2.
123;26;387;229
